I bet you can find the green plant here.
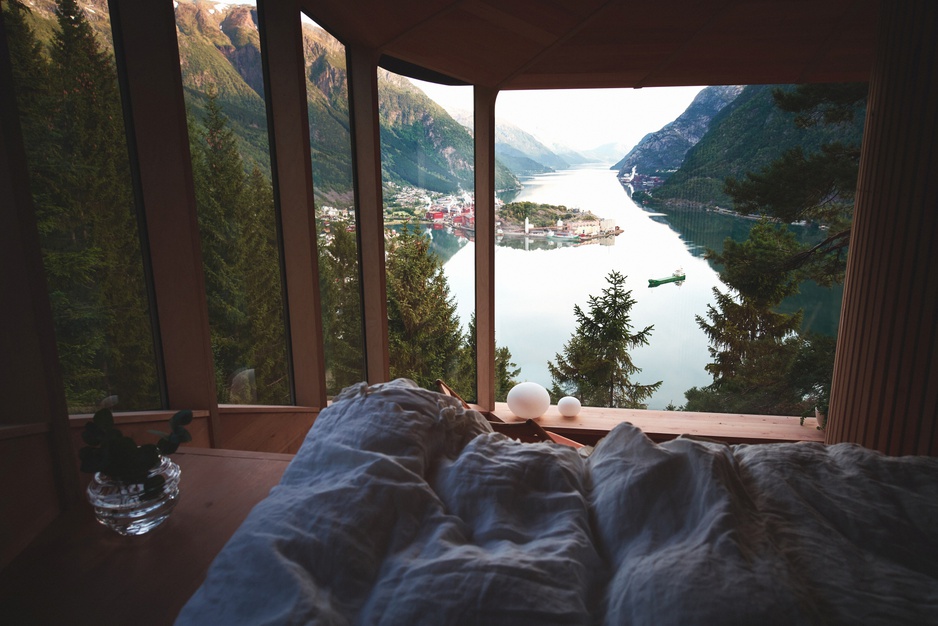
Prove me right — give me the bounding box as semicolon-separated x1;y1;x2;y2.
79;408;193;498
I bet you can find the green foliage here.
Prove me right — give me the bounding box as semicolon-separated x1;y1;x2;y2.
317;218;365;394
723;92;862;286
499;201;593;228
707;220;803;307
240;167;292;403
189;94;290;404
773;83;868;128
789;333;836;419
549;271;661;408
386;226;464;389
79;408;192;497
655;84;865;209
6;0;159;411
450;314;521;403
686;84;862;416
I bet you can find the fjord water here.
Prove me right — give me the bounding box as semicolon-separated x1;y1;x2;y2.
441;164;842;409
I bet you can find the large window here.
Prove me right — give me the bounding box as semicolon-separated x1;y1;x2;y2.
175;1;291;405
485;84;862;417
300;14;365;397
3;0;160;413
377;72;478;400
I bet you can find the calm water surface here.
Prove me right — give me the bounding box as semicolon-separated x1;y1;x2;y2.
440;164;841;409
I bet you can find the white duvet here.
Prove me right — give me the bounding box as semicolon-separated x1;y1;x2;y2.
177;380;938;625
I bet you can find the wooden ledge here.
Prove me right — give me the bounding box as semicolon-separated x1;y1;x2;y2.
483;403;825;446
0;448;292;625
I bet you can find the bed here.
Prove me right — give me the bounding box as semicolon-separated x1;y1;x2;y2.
176;379;938;625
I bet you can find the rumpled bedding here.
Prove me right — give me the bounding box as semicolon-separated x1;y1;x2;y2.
177;379;938;625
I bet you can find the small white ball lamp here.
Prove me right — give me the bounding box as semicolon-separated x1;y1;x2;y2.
557;396;582;418
506;382;551;419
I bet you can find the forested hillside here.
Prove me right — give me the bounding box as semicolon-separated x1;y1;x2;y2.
651;84;866;209
20;0;518;206
6;0;525;410
613;85;743;178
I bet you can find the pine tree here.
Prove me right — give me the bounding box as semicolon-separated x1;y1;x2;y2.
549;271;661;408
687;85;865;416
686;220;809;414
239;167;290;404
12;0;158;410
190;92;250;401
723;83;865;287
386;225;463;390
317;216;365;394
451;314;520;403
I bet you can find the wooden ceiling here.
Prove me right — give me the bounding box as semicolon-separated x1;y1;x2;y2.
298;0;879;89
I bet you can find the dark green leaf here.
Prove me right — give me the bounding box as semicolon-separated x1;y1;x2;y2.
92;407;114;431
82;421;104;446
170;409;193;427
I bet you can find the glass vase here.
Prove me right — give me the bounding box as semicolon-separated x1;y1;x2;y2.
86;455;181;536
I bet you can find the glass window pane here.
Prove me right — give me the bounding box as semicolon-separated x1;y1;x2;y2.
491;84;860;416
378;73;481;400
300;14;365;396
175;2;291;405
4;0;160;413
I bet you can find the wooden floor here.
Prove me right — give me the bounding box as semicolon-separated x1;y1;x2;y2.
486;403;825;446
0;448;292;626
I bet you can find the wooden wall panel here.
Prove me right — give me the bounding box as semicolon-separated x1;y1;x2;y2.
0;8;79;567
109;0;220;439
347;45;391;383
474;87;497;409
0;431;61;570
218;407;317;454
256;0;327;408
827;0;938;456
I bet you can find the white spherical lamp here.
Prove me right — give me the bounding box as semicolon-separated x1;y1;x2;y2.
557;396;582;418
506;382;550;419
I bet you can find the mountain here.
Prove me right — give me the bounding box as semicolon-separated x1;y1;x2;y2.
19;0;519;204
494;120;571;175
613;85;743;178
652;84;866;208
448;108;573;177
577;142;627;164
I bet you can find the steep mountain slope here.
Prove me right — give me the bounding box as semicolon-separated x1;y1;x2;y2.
450;109;575;176
613;85;743;177
18;0;517;203
653;84;865;208
495;120;570;175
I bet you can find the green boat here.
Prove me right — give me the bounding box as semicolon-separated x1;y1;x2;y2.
648;269;686;287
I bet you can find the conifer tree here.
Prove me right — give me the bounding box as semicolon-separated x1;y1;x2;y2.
723;83;865;287
190;92;251;400
686;85;865;416
549;271;661;408
317;216;365;394
386;225;462;390
11;0;158;410
451;314;520;403
239;167;290;404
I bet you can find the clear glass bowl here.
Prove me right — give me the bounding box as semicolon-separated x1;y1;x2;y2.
86;455;181;536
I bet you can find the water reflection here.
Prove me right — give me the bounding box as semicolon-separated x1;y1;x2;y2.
440;164;843;408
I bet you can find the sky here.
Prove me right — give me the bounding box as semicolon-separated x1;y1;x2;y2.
411;80;705;154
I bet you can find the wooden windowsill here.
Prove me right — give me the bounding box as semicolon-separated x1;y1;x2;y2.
68;409;212;426
483;403;825;445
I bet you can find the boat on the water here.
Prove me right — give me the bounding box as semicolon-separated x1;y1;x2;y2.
648;268;686;287
548;231;581;242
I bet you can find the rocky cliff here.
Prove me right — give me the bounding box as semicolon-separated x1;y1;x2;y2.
613;85;744;178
